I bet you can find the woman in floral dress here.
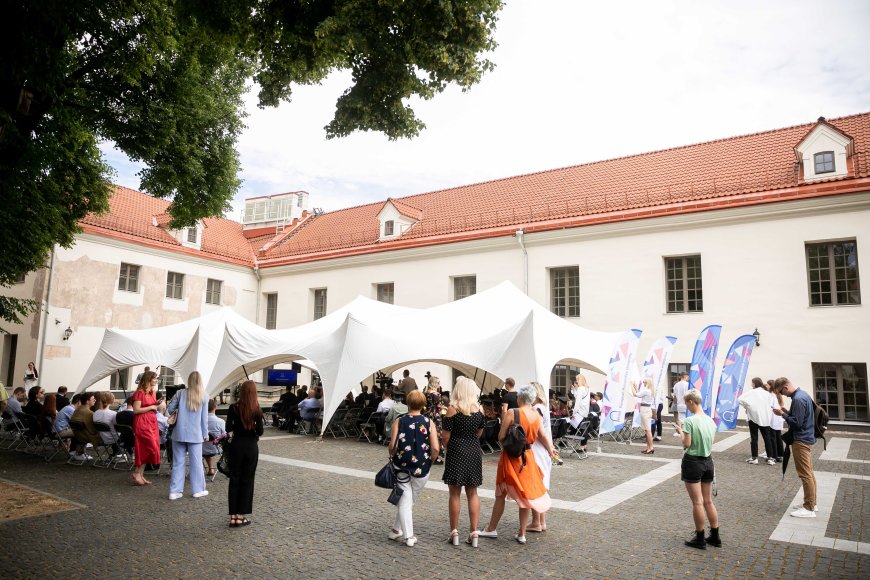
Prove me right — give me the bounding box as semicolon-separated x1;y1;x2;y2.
424;376;445;464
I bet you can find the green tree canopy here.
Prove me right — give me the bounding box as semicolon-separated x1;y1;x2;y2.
0;0;503;329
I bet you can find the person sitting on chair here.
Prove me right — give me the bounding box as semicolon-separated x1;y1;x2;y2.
297;389;322;434
204;399;227;477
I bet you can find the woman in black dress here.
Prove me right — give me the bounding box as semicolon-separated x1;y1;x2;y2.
226;380;264;527
442;377;486;547
424;376;445;464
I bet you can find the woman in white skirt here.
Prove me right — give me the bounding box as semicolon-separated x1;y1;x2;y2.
528;381;557;532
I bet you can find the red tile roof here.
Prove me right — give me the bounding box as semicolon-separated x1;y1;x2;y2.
81;112;870;269
80;186;256;266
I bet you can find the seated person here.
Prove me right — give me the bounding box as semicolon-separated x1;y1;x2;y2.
39;394;58;436
70;392;102;456
376;390;396;414
155;401;170;445
297;389;322;433
23;386;45;417
354;385;370;406
93;391;121;455
384;400;409;435
54;393;81;443
203;399;227;476
2;387;26;426
114;398;136;450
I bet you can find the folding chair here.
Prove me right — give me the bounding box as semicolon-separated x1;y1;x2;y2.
14;412;42;454
341;407;362;437
114;424;136;471
480;419;501;454
42;422;71;462
94;421;131;469
357;411;386;443
561;419;591;459
67;420;92;465
550;417;569;450
323;408;347;438
202;435;222;482
88;422;116;468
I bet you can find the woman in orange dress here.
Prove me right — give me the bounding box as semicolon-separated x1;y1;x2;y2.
131;371;163;486
479;383;558;544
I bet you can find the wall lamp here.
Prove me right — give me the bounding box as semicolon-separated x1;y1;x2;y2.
62;326;73;341
752;328;761;347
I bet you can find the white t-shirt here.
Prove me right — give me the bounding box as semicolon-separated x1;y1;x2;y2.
93;408;118;445
673;380;689;413
637;386;654;406
376;399;396;414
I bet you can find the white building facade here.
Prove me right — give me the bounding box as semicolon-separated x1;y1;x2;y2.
2;114;868;424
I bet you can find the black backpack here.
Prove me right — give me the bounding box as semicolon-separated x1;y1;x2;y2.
812;400;829;450
502;409;529;471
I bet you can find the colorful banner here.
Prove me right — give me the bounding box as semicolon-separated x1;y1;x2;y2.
633;336;678;427
688;325;722;416
713;335;756;431
600;328;642;434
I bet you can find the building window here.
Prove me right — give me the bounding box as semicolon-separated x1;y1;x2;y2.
158;367;176;388
453;276;477;301
297;194;304;208
814;151;835;174
550;364;583;396
118;263;140;293
550;266;580;317
265;293;278;329
186;227;197;243
384;220;394;236
313;288;327;320
165;272;184;299
806;240;860;306
665;255;703;313
377;283;394;304
205;279;222;305
109;369;129;391
813;363;868;422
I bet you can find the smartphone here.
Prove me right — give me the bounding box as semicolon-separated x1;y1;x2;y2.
671;422;680;429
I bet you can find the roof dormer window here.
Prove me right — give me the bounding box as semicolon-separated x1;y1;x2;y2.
377;198;422;242
814;151;835;174
186;227;198;243
384;220;394;236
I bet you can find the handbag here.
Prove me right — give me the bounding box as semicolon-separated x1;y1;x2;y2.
386;470;411;505
375;462;396;489
216;435;233;477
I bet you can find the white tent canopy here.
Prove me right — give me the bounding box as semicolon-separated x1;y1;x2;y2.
206;281;624;434
76;308;262;393
77;282;625;434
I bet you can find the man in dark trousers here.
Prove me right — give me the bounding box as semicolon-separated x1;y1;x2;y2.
773;377;817;518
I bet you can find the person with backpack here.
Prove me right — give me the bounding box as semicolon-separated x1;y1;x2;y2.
479;383;559;545
772;377;817;518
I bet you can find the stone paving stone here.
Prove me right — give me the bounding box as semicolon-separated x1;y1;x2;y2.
0;427;869;579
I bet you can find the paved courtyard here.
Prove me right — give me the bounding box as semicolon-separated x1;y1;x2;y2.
1;425;869;579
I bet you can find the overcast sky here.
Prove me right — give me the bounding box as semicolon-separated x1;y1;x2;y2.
102;0;870;220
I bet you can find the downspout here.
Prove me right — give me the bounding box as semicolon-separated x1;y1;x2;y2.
514;230;528;295
36;246;56;384
253;263;261;326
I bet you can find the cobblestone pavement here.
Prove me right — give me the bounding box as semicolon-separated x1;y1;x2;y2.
1;426;868;579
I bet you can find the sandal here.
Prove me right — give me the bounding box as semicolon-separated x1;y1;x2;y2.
448;529;460;546
526;525;544;533
206;469;217;476
228;518;241;528
238;517;252;527
466;531;479;548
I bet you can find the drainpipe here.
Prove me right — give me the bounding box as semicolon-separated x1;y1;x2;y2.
253;263;261;325
36;246;56;385
514;230;528;295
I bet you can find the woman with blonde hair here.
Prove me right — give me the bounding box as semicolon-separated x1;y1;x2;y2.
442;377;486;547
480;383;558;544
630;377;656;454
424;376;445;465
131;371;163;485
226;380;264;527
528;381;558;532
167;371;210;500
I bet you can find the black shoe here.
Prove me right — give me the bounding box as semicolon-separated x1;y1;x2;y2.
685;533;706;550
705;535;722;547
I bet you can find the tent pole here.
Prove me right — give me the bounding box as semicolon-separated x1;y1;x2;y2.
242;365;250;379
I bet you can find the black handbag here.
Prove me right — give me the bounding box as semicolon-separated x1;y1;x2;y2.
386;470;411;505
216;435;233;477
375;462;396;489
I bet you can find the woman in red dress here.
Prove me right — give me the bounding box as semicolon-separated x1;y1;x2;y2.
131;371;162;485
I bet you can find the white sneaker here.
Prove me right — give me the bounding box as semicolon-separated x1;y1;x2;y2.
515;534;527;544
405;536;417;547
746;458;758;464
169;493;183;500
478;529;498;538
388;529;403;541
792;504;818;512
653;436;662;441
192;490;209;498
791;507;817;518
672;432;681;437
759;452;767;459
766;459;777;465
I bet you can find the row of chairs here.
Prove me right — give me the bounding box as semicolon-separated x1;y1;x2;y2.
1;412;221;481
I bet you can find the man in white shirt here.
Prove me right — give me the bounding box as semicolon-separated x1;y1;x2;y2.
376;390;397;414
670;373;689;434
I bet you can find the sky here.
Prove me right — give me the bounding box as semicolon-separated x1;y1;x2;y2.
101;0;870;220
